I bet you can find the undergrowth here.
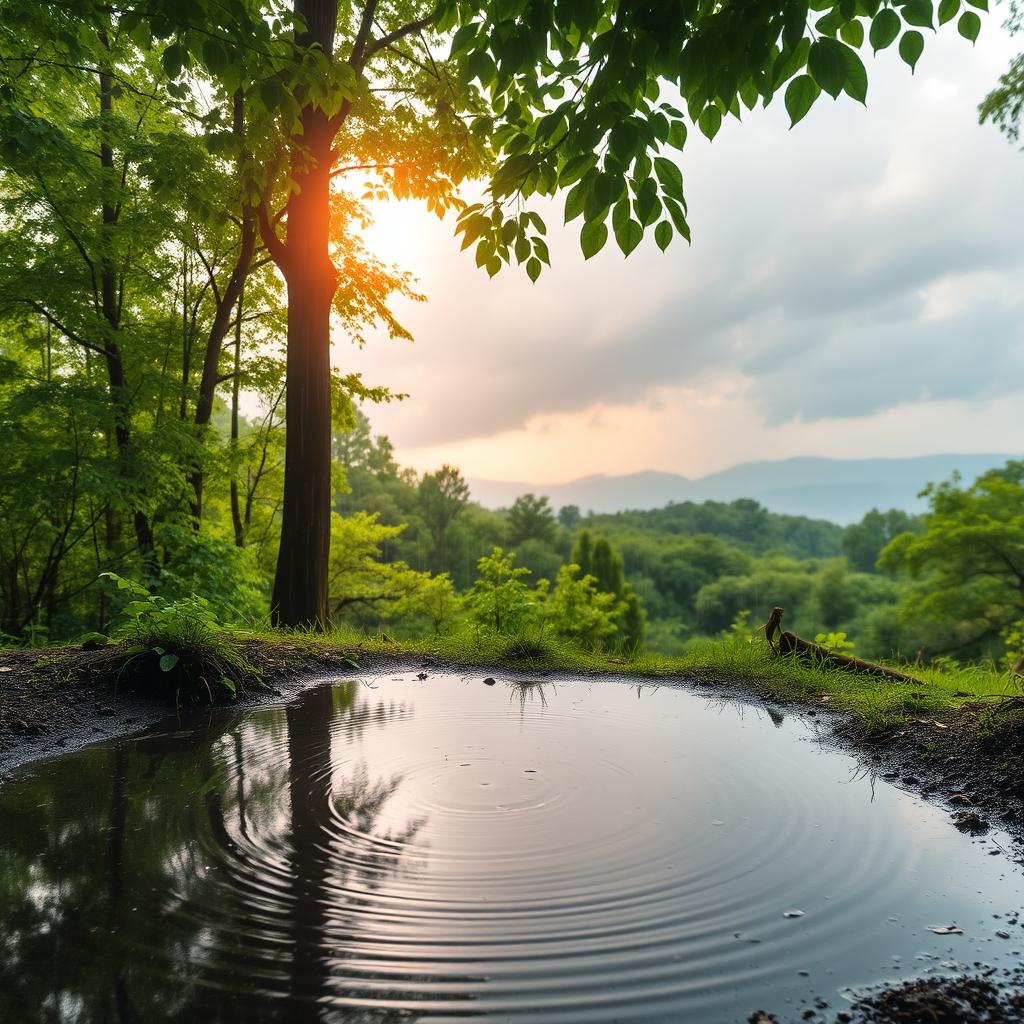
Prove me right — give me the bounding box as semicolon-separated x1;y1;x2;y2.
76;574;261;702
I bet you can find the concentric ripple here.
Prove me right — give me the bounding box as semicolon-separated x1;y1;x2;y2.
1;674;1022;1024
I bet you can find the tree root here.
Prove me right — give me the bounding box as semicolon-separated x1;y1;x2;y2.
763;607;924;685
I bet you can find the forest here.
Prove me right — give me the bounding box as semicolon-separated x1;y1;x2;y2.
1;0;1019;679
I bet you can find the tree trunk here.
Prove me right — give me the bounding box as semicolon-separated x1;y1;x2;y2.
271;211;335;625
191;90;256;523
269;1;339;626
98;41;155;564
230;285;245;548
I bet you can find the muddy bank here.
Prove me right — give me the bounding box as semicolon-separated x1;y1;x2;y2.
0;640;401;779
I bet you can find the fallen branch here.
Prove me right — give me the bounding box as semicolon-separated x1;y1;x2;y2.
763;607;924;685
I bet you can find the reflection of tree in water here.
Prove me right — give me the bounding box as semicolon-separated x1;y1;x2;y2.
0;681;473;1023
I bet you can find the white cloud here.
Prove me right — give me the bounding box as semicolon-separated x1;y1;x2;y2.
334;25;1024;481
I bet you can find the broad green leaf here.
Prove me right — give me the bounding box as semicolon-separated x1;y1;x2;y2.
957;10;981;41
614;217;643;256
580;220;608;259
785;75;820;126
653;157;684;201
839;19;865;48
612;196;630;233
842;46;868;103
663;196;691;240
526;256;542;282
899;31;925;72
698;105;722;140
869;8;901;51
634;178;661;226
937;0;960;25
558;152;595;186
563;180;587;223
902;0;934;28
161;43;185;78
159;653;180;673
655;221;672;252
667;120;687;150
808;39;848;98
202;40;228;76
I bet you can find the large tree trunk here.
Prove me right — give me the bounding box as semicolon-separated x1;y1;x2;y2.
269;1;340;627
271;131;336;626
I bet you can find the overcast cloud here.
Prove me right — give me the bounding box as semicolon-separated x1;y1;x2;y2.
335;25;1024;482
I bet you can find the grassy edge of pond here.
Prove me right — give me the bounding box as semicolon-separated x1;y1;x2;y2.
2;624;1023;743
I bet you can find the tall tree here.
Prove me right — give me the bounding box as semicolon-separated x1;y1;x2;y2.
507;493;557;546
879;462;1024;656
419;464;471;568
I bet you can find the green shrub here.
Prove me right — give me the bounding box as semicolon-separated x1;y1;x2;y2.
85;574;261;701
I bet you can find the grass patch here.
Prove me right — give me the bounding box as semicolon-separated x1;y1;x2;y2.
258;624;1021;731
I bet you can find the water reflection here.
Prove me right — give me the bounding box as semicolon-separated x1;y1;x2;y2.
0;683;436;1022
0;674;1022;1023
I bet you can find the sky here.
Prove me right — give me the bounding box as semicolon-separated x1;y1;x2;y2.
336;23;1024;486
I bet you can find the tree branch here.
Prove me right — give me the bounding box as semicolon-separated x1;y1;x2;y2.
257;200;289;274
365;16;435;60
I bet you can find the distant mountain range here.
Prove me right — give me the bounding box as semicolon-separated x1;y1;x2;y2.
468;453;1018;526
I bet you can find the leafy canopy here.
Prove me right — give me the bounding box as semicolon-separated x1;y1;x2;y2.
447;0;986;272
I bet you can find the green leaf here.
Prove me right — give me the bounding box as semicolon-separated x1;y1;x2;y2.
808;39;849;98
259;77;285;111
842;46;868;103
899;30;925;72
697;105;722;140
634;177;661;226
957;10;981;41
580;220;608;260
654;221;672;252
937;0;960;25
840;19;865;47
563;180;587;223
667;120;687;150
653;157;684;201
161;42;185;79
612;195;630;233
785;75;820;126
614;216;643;256
526;257;542;282
559;152;596;186
902;0;934;28
202;40;228;76
159;653;180;673
663;197;691;241
869;8;901;51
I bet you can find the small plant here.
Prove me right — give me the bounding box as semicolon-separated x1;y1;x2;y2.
814;631;855;653
89;573;261;701
721;610;756;645
498;629;555;663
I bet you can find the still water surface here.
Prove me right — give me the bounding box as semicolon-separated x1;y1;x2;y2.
1;673;1022;1023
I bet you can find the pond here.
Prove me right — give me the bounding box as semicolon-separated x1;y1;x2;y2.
0;672;1021;1023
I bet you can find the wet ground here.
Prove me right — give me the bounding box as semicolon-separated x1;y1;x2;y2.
1;671;1022;1022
